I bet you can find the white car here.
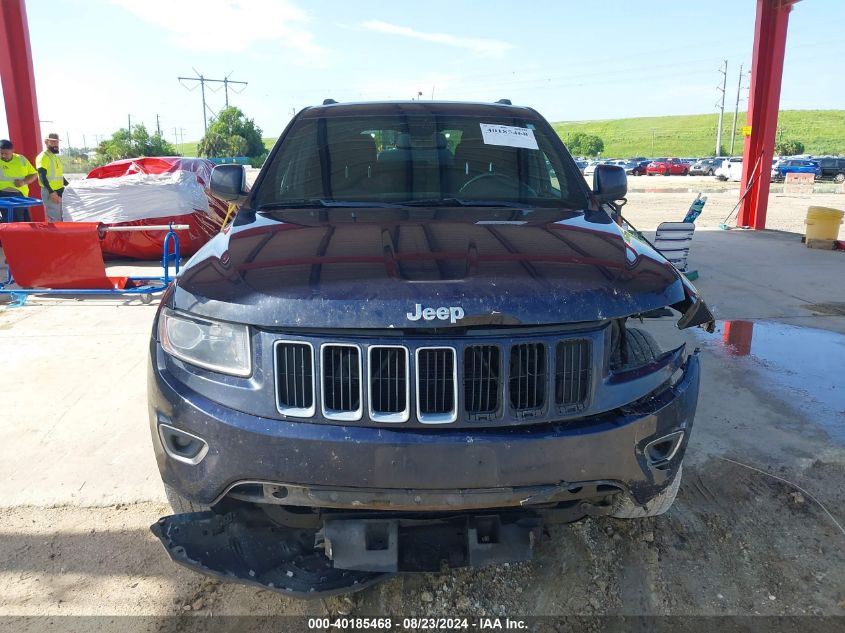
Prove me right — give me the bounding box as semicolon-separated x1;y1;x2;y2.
715;157;743;182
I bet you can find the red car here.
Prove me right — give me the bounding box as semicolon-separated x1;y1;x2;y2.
646;157;689;176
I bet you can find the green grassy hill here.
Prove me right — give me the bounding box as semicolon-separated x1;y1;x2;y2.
551;110;845;158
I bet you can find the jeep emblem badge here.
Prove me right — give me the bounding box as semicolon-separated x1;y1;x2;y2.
406;303;465;324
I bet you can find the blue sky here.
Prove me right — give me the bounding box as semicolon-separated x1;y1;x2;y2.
1;0;843;148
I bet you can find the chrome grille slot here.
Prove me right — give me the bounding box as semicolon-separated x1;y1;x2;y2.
274;341;315;417
555;339;591;411
509;343;547;416
416;347;457;424
368;346;410;423
464;345;501;420
321;344;362;421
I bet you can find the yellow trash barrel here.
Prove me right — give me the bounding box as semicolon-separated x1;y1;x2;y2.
805;206;844;241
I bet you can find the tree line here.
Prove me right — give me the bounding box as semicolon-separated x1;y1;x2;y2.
93;107;266;165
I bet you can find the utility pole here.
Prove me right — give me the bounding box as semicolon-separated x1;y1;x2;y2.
715;59;728;156
179;70;247;134
156;114;161;136
65;131;71;151
729;63;745;156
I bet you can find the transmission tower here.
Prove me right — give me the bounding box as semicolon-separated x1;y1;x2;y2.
178;69;247;134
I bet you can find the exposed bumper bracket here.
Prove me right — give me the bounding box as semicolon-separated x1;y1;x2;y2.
320;514;541;573
150;509;390;598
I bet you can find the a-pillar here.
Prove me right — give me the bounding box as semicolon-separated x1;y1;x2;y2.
0;0;45;220
737;0;798;230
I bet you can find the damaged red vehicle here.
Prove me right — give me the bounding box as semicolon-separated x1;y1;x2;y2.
63;157;229;259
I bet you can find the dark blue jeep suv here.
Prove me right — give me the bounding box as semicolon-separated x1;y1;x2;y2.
148;100;713;596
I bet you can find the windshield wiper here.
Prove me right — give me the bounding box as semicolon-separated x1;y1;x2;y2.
397;198;521;208
256;199;410;211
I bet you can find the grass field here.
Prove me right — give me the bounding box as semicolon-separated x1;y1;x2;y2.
551;109;845;158
174;110;844;160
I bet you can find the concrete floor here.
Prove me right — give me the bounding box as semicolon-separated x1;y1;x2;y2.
0;228;842;507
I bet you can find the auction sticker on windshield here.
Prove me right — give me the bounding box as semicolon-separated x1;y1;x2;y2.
480;123;539;149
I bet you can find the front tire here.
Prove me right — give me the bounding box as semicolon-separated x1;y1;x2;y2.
164;483;210;513
835;173;845;183
611;465;683;518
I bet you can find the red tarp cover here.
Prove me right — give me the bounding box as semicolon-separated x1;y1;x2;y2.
0;222;131;289
83;157;227;260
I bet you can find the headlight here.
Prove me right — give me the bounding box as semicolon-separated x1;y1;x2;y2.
159;308;251;377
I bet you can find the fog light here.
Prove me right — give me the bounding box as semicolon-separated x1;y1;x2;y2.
645;430;684;466
158;424;209;465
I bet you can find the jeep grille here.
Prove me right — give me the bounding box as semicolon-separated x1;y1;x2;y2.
509;343;547;416
368;346;409;422
274;341;315;416
416;347;457;423
321;344;362;420
464;345;501;420
274;335;592;427
555;339;591;412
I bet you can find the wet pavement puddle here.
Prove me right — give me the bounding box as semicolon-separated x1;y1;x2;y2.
695;320;845;442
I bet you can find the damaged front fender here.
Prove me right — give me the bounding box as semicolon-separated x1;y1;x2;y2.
672;275;715;331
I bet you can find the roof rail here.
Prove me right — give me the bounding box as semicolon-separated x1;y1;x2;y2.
322;99;338;105
495;99;512;105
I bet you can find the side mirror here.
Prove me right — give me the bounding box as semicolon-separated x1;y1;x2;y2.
210;164;248;203
593;164;627;203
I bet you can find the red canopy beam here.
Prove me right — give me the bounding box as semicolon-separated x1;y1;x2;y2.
737;0;799;230
0;0;45;220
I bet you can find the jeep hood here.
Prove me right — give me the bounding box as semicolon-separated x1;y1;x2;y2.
172;209;710;329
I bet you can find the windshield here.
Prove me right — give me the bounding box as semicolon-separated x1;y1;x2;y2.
253;112;588;210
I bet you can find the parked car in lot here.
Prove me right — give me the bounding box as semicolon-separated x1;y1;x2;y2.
818;157;845;183
715;157;743;181
148;98;713;595
771;158;820;181
690;158;721;176
618;159;648;176
646;158;689;176
574;159;588;174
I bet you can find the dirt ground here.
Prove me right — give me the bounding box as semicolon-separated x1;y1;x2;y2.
1;186;844;631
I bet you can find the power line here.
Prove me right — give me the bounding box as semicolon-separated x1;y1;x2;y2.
178;69;247;134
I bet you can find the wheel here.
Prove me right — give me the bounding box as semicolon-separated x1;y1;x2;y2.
707;169;714;176
664;169;670;176
164;482;210;513
141;293;153;305
612;327;660;370
683;169;689;176
835;173;845;184
611;465;683;518
647;172;654;177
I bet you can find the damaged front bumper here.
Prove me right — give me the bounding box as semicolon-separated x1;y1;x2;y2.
149;352;699;596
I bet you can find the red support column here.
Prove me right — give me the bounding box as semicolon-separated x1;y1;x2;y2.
737;0;797;230
0;0;45;221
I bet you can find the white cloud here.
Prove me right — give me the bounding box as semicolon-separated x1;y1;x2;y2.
110;0;329;61
361;21;511;58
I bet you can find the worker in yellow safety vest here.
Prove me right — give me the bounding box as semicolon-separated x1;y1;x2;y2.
36;133;68;222
0;138;38;222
